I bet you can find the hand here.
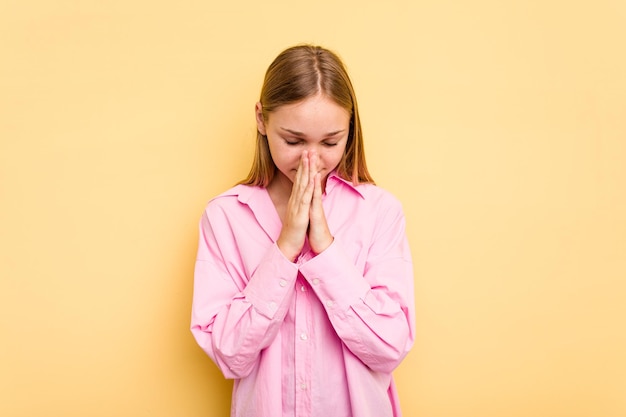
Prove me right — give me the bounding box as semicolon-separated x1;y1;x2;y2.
307;153;333;254
276;151;315;261
276;151;333;261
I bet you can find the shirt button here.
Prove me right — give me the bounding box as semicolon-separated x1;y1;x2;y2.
325;300;334;308
312;278;320;286
300;332;308;340
300;285;306;292
268;302;277;310
300;383;307;390
279;279;287;287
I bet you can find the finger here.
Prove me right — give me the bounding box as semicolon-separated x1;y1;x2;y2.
301;150;311;187
312;171;322;205
299;169;315;209
308;172;333;254
294;151;310;195
294;151;306;189
309;172;322;219
288;151;313;217
308;151;319;180
309;172;325;226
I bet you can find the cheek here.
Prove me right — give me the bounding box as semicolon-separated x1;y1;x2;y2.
270;145;300;168
320;146;346;166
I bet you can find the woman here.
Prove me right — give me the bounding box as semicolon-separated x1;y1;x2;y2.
191;44;415;417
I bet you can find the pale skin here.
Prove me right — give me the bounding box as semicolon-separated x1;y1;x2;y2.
255;93;351;262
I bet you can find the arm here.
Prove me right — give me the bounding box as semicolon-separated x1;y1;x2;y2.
299;200;415;373
190;207;298;379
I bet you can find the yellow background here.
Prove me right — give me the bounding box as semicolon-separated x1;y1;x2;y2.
1;0;625;416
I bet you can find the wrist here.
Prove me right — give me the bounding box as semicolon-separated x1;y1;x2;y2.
311;235;333;255
276;238;301;262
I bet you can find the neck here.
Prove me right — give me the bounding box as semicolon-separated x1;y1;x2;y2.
266;172;292;223
267;171;291;198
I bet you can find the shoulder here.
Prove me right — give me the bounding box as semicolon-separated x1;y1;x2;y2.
203;184;258;214
353;182;404;212
355;182;399;201
329;175;405;221
208;184;248;202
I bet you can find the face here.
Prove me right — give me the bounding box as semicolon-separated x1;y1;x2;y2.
256;93;351;189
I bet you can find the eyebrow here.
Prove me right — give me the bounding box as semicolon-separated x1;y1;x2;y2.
280;127;346;138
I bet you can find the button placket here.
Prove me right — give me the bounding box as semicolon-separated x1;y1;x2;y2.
294;273;311;413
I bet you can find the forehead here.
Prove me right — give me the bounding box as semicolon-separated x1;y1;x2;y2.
268;94;350;131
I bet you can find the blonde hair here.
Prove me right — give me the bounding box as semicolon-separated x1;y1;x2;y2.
239;44;374;186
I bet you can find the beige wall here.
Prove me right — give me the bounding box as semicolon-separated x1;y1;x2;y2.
1;1;625;416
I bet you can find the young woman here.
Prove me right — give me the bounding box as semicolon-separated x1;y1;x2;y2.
191;44;415;417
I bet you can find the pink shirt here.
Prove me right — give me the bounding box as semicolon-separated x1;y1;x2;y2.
191;172;415;417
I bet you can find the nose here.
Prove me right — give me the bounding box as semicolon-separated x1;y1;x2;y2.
303;147;323;165
304;143;324;155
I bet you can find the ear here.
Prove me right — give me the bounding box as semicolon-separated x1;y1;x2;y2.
255;102;267;136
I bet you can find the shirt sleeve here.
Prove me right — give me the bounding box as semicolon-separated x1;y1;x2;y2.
298;197;416;374
190;205;298;379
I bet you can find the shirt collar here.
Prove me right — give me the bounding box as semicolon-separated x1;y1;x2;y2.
211;184;261;207
325;171;366;199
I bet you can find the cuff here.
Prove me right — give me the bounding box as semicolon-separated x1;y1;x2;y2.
243;243;299;319
298;239;370;315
